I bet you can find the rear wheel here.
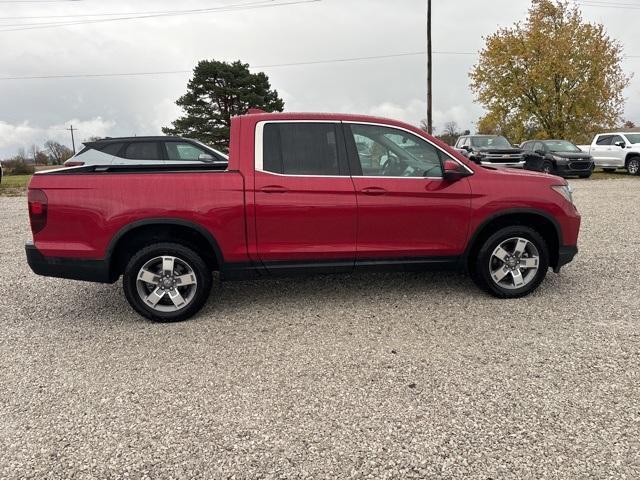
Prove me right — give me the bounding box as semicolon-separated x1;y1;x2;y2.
471;226;549;299
123;242;213;322
627;157;640;175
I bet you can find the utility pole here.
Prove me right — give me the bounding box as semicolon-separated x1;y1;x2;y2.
426;0;433;135
67;125;77;154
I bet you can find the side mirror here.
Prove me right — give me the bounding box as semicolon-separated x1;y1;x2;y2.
443;159;472;182
460;145;471;152
198;153;215;162
614;141;626;148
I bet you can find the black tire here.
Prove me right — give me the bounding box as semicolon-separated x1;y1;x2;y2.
470;226;549;299
541;160;554;174
123;242;213;322
627;157;640;176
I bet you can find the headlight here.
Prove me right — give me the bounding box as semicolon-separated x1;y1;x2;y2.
551;154;564;161
551;184;573;204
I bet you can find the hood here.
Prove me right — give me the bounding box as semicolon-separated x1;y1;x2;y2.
549;151;592;160
483;165;561;181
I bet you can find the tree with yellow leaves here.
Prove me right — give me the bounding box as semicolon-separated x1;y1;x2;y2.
470;0;630;144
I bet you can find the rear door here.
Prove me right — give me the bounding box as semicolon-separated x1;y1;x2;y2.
253;121;357;269
344;122;473;261
590;135;613;167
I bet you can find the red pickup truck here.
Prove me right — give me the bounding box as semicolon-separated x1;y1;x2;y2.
26;111;581;322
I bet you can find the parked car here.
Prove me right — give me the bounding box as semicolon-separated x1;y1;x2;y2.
454;135;526;169
64;136;228;168
520;140;594;178
577;132;640;175
26;111;581;322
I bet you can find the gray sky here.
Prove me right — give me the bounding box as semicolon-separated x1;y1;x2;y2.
0;0;638;157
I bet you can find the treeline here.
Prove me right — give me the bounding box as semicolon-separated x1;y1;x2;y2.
1;141;74;175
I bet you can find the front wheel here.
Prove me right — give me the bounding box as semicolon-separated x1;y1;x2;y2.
471;226;549;299
627;157;640;175
541;160;554;174
123;242;213;322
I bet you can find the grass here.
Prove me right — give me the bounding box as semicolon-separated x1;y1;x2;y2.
0;174;32;196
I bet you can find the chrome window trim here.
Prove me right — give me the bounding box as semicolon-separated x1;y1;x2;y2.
345;121;475;175
254;119;474;177
255;120;342;174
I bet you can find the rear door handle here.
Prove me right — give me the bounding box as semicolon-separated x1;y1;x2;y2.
260;185;288;194
361;187;387;196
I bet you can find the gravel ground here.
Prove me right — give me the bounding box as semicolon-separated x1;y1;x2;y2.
1;178;639;479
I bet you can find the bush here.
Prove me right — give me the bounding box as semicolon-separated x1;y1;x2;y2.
2;159;35;175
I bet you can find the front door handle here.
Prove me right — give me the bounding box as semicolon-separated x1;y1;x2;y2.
260;185;288;194
361;187;387;196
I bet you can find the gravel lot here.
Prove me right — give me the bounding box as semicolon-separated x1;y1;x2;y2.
1;178;639;479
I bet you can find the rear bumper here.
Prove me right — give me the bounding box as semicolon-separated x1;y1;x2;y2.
25;241;113;283
554;245;578;273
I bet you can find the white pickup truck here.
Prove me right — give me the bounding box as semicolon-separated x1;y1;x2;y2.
578;132;640;175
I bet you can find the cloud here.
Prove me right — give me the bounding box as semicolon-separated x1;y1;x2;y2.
0;117;116;157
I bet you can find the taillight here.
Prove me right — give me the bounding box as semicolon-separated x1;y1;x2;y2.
28;189;48;234
65;161;84;167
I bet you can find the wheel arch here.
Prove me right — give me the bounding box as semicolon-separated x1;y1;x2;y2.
625;152;640;166
106;218;224;281
465;209;562;271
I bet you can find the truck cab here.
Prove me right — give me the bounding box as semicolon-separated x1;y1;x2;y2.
582;132;640;175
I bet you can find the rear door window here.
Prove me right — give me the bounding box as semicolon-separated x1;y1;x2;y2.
262;123;346;176
100;143;124;157
596;135;612;146
124;142;160;160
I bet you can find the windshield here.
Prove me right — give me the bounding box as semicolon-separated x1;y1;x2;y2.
625;134;640;144
470;136;512;148
544;140;580;153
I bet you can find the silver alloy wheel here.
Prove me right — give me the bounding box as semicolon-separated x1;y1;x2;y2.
489;237;540;290
136;256;198;312
628;159;640;175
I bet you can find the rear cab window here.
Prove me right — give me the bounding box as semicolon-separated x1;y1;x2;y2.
261;123;348;176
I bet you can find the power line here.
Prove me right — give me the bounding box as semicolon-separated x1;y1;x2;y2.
0;0;319;32
0;1;265;21
578;1;640;9
0;51;483;81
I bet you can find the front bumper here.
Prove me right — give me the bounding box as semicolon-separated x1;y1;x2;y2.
25;241;113;283
480;160;526;169
554;245;578;273
555;160;594;176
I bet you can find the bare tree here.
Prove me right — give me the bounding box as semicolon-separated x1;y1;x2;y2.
443;121;459;137
44;140;74;165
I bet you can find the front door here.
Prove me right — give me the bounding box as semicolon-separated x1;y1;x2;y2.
344;123;473;262
253;122;357;270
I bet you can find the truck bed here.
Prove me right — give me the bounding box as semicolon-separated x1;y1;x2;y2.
28;166;248;263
